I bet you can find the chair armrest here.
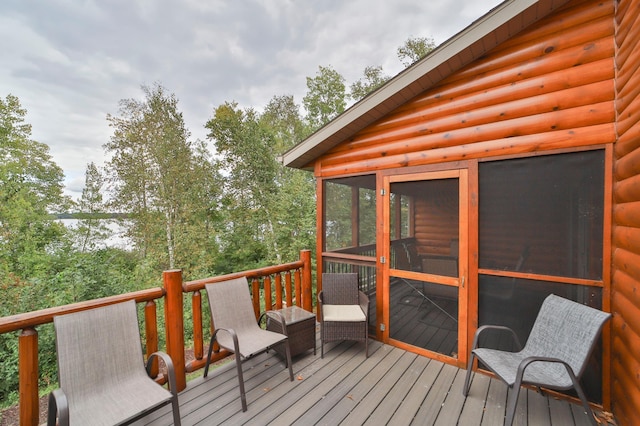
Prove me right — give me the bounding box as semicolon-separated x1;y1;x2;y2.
204;327;239;377
259;310;288;336
317;291;324;304
47;388;69;426
147;351;179;396
515;356;579;388
471;325;523;352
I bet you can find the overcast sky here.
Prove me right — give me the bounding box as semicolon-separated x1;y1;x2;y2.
1;0;501;200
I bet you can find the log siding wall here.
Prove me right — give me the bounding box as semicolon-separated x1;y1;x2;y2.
613;0;640;424
316;0;616;177
312;0;640;421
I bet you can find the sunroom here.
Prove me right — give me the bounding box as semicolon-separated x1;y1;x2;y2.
282;0;640;421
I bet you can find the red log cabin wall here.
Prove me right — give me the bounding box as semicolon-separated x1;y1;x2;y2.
612;0;640;424
318;0;616;177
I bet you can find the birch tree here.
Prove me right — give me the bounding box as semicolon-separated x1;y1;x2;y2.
104;84;220;272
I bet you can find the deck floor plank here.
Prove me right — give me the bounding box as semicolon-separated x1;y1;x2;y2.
263;343;371;425
314;346;405;425
290;342;388;426
458;371;491;426
364;355;431;425
549;394;577;426
387;358;443;426
229;340;357;426
342;350;417;425
436;368;482;426
139;336;610;426
513;387;529;426
527;388;551;425
571;402;596;426
481;374;508;426
410;362;459;425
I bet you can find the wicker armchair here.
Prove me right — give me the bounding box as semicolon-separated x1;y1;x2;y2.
318;273;369;358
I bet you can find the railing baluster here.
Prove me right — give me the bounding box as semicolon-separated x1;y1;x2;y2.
291;269;299;307
193;290;203;360
285;272;293;307
144;301;159;378
264;276;272;312
251;278;260;320
19;327;38;426
275;273;283;309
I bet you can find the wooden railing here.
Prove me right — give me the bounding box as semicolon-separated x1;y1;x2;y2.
0;249;312;426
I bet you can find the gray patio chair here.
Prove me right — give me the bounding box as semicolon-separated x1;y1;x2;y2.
318;273;369;358
203;276;294;412
47;300;181;426
462;294;611;426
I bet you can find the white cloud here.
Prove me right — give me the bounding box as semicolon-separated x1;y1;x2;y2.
1;0;502;201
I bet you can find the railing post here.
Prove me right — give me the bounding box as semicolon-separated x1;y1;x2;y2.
163;269;186;391
19;327;38;426
301;249;313;312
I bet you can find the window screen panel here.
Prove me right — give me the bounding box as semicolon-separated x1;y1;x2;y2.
479;151;604;279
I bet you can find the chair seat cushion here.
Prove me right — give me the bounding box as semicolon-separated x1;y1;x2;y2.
323;305;366;322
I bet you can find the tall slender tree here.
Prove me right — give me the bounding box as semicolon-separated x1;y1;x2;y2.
349;65;391;101
75;162;111;252
397;36;436;67
303;65;347;130
0;94;69;277
104;83;221;273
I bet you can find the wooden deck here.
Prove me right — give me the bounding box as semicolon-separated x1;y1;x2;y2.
135;330;604;426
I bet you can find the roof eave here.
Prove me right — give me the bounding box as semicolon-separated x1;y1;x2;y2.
282;0;571;171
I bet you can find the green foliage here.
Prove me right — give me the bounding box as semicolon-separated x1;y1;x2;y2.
104;83;223;276
350;65;391;101
397;36;437;67
0;94;71;277
303;65;347;130
73;162;112;252
205;97;316;273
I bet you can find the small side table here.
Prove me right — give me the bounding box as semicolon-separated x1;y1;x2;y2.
266;306;316;357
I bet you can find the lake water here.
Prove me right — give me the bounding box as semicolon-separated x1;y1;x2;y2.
57;218;133;250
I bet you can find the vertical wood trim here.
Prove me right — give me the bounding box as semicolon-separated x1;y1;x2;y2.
316;177;325;322
19;327;38;426
378;173;390;342
466;161;480;366
457;168;470;367
602;144;614;409
301;249;313;312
